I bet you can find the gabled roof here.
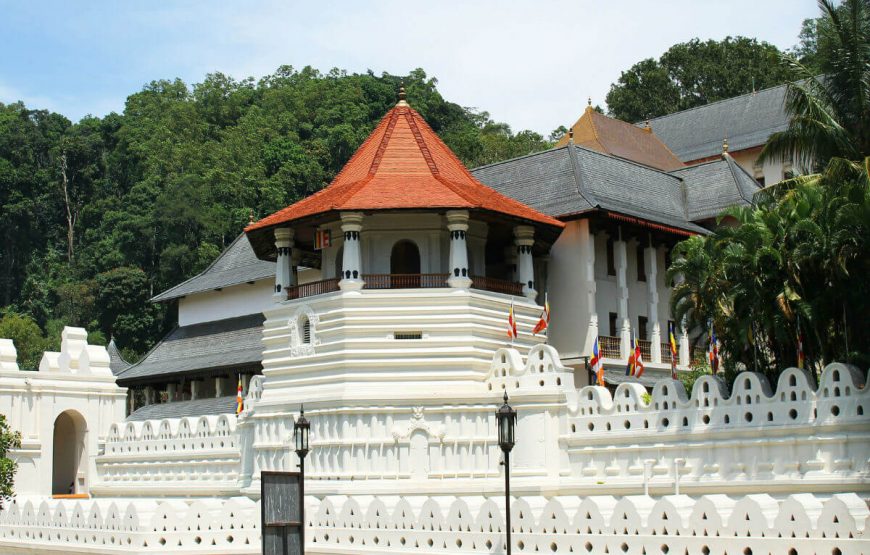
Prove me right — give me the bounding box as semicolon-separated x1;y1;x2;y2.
645;84;789;162
556;106;685;171
671;153;762;221
246;99;563;257
151;234;274;302
116;314;264;385
472;144;708;235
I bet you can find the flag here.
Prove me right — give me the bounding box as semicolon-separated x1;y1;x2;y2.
532;294;550;335
634;337;645;378
797;316;805;369
625;333;636;376
590;336;604;386
236;376;244;415
669;321;678;380
507;301;517;340
708;322;719;374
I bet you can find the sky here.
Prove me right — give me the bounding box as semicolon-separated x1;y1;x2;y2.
1;0;818;135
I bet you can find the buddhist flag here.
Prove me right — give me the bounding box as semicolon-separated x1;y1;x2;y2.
533;294;550;335
236;376;244;415
669;321;678;380
591;336;604;386
797;316;805;370
625;334;636;376
634;337;645;378
507;301;518;340
708;322;719;374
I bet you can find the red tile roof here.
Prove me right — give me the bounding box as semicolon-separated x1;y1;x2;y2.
556;107;685;171
246;103;564;233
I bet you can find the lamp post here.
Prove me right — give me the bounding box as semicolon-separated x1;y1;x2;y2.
293;405;310;553
496;392;517;555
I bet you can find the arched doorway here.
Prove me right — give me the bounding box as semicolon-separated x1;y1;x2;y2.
52;410;87;496
391;240;421;287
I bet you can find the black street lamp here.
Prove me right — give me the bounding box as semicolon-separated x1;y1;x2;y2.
496;392;517;555
294;405;310;552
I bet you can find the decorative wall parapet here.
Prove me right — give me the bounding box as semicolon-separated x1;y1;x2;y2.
0;492;866;554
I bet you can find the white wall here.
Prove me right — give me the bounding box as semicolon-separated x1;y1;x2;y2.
730;147;790;186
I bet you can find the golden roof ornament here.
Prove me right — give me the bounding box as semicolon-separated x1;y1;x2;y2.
722;136;729;154
397;83;408;107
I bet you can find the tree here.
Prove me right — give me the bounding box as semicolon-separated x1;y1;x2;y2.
0;312;47;370
0;413;20;509
606;37;794;122
760;0;870;172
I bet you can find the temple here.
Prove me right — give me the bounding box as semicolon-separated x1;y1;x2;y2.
0;89;866;554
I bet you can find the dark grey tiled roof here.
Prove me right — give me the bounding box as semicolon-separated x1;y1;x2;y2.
116;314;264;384
107;339;131;376
472;145;708;234
126;396;237;421
645;84;788;162
151;234;275;302
603;368;661;388
671;156;761;221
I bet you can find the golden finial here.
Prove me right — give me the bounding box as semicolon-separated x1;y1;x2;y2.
568;127;574;142
587;96;592;107
248;209;255;225
722;136;729;153
397;82;408;106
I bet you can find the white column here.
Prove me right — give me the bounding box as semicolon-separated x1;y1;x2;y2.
167;383;177;402
274;227;295;301
339;212;365;291
215;377;224;398
145;386;155;405
514;225;537;300
190;380;199;401
679;324;690;368
447;210;472;288
646;240;662;363
127;390;135;415
581;221;599;355
614;234;631;359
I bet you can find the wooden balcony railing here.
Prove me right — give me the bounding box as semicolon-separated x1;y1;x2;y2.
470;275;524;296
362;273;449;289
637;339;652;361
286;278;340;300
661;343;674;364
284;273;526;300
599;336;621;359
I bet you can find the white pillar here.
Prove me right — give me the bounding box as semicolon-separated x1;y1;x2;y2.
274;227;295;301
339;212;365;291
646;240;662;363
581;221;599;356
215;377;224;398
167;383;177;402
191;380;199;401
514;225;537;300
447;210;472;288
127;390;135;415
145;386;155;405
679;324;690;368
614;235;631;359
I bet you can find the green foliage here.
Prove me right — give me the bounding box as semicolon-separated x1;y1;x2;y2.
0;67;552;358
606;37;794;122
0;312;48;370
760;0;870;172
0;414;20;509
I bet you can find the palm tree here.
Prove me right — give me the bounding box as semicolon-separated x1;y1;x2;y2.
759;0;870;173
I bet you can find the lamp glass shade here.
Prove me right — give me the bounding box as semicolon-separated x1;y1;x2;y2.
294;408;310;457
496;392;517;453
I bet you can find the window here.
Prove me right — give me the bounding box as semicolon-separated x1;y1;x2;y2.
606;238;616;276
301;316;311;344
636;245;646;282
638;316;648;340
394;331;423;340
609;312;618;337
755;176;766;187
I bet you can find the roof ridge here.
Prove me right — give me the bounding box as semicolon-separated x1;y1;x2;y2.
567;143;598;209
151;233;246;302
472;145;568;172
405;109;440;175
722;153;761;204
643;83;788;124
368;108;400;175
572;143;683;182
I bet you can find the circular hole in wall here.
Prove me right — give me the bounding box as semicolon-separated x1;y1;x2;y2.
832;405;840;416
702;414;710;424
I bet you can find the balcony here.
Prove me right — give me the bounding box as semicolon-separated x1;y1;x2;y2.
284;274;524;301
599;336;621;359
